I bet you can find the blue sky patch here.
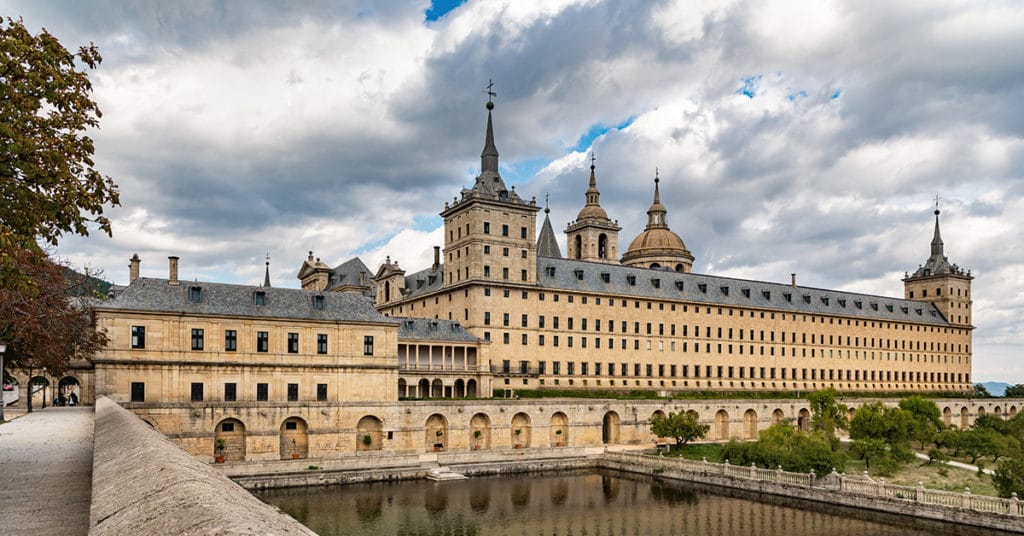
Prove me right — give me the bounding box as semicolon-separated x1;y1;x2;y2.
425;0;466;22
501;157;551;186
786;90;808;102
831;89;842;99
736;75;762;98
574;117;635;152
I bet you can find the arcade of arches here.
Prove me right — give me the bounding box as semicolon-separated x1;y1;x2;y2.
121;398;1011;462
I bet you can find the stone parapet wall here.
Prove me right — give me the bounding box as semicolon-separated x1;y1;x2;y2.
602;451;1024;534
89;396;315;535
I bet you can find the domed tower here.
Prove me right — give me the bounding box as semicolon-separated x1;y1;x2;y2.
621;174;694;272
903;208;973;327
564;158;621;264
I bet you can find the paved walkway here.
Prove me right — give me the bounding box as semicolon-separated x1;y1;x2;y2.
914;451;995;475
0;407;94;535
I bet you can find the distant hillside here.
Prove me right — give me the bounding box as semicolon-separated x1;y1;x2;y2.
981;381;1011;397
64;267;112;298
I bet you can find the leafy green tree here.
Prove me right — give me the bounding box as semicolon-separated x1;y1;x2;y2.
899;396;944;448
1004;384;1024;398
974;384;992;398
807;388;848;450
650;411;710;448
850;402;912;444
721;423;846;474
993;452;1024;498
1;17;119;264
949;428;1006;465
851;438;889;470
974;413;1011;435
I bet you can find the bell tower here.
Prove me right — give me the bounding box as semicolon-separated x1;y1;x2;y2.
903;207;973;327
565;156;621;264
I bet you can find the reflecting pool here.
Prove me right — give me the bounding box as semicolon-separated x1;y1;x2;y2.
256;469;993;536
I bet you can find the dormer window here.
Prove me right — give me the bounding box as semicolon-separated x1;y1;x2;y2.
783;293;792;302
188;286;203;303
854;300;863;309
870;303;879;311
762;290;771;300
698;283;707;293
901;306;908;314
626;275;636;286
545;266;556;277
601;273;610;283
838;299;846;307
720;286;729;296
253;291;266;306
741;288;751;298
651;278;660;289
574;269;584;281
885;304;893;312
802;295;811;304
821;297;829;306
674;281;684;291
915;308;923;315
312;295;325;310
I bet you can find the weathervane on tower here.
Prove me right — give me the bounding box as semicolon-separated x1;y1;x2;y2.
483;79;496;110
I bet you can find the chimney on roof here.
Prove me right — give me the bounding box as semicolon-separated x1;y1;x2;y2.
433;246;440;270
168;256;180;286
129;253;141;284
791;273;796;288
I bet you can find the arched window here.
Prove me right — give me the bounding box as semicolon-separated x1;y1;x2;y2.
384;281;391;302
574;235;582;259
598;234;608;258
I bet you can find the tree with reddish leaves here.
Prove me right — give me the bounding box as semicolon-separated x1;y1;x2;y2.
0;247;108;379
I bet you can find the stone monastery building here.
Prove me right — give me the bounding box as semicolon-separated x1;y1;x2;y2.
300;99;974;396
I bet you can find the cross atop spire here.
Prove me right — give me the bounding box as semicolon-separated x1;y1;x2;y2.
483;79;496;109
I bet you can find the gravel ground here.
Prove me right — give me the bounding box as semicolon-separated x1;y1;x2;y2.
0;406;94;535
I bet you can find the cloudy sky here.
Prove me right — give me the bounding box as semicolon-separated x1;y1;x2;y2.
6;0;1023;382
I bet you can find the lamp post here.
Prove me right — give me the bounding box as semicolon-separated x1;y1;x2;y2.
0;340;7;423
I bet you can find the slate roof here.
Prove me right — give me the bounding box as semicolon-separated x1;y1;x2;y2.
536;257;951;326
96;277;394;324
326;257;372;292
536;210;562;258
396;317;482;343
400;265;445;299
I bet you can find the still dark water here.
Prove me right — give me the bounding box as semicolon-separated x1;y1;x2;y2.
255;470;987;536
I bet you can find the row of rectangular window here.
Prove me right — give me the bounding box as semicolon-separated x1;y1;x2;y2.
479;315;964;353
135;381;329;403
131;326;372;355
497;360;965;384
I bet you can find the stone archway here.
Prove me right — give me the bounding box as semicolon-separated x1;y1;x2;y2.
57;376;81;405
417;378;429;398
743;409;758;439
215;418;246;462
454;379;465;398
426;414;448;451
942;407;952;426
977;406;987;418
467;379;478;397
356;415;383;451
397;378;407;398
993;406;1003;419
431;379;443;398
550;412;569;447
1010;406;1018;417
651;410;667;422
797;408;810;432
602;411;620;445
960;406;969;428
715;410;730;440
470;412;491;450
511;412;531;448
771;408;785;425
280;417;309;460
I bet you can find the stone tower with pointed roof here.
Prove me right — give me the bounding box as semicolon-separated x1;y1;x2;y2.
565;160;621;264
536;205;562;258
903;208;973;327
438;96;540;287
621;176;694;272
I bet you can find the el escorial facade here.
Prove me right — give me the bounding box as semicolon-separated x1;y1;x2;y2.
51;96;975;461
357;99;973;396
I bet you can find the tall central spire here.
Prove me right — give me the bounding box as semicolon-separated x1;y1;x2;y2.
930;209;944;257
481;80;499;173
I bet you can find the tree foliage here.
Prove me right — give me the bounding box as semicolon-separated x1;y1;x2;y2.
898;395;944;448
807;388;848;450
993;451;1024;498
0;17;119;263
720;423;846;474
1004;384;1024;398
974;384;991;398
0;247;108;375
651;411;710;447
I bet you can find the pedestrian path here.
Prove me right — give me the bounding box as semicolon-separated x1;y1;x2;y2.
0;407;94;535
913;451;995;475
